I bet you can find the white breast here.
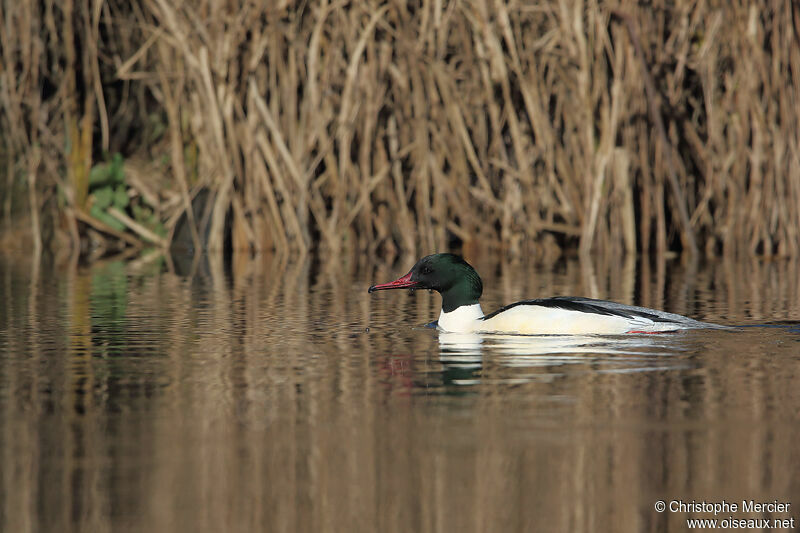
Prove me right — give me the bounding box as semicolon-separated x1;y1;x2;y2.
437;304;485;333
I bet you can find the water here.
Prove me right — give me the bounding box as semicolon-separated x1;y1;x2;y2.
1;252;799;532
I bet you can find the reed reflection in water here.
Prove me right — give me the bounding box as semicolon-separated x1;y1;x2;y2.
1;252;799;532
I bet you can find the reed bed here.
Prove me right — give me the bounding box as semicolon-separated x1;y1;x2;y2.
1;0;799;257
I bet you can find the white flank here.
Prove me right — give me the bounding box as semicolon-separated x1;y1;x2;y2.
438;303;687;335
479;306;639;335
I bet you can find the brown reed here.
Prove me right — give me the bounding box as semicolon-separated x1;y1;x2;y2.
1;0;799;258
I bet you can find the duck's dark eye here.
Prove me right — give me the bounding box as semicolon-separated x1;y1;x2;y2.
421;266;432;275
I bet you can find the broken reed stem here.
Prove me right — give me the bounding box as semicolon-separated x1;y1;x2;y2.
2;0;799;258
108;207;167;247
73;209;143;248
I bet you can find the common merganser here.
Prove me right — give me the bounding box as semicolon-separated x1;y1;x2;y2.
368;253;729;335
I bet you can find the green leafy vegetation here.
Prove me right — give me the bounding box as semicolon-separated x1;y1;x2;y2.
87;154;165;239
88;154;128;232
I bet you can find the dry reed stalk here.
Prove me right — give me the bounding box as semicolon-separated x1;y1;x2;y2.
615;10;698;256
2;0;800;258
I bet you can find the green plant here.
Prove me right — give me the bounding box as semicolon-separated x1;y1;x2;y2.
88;153;128;231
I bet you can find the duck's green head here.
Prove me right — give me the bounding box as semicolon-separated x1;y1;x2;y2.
368;253;483;312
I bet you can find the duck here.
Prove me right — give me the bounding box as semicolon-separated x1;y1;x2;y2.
368;253;729;335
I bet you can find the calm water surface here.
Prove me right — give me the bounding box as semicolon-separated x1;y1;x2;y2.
1;252;799;532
